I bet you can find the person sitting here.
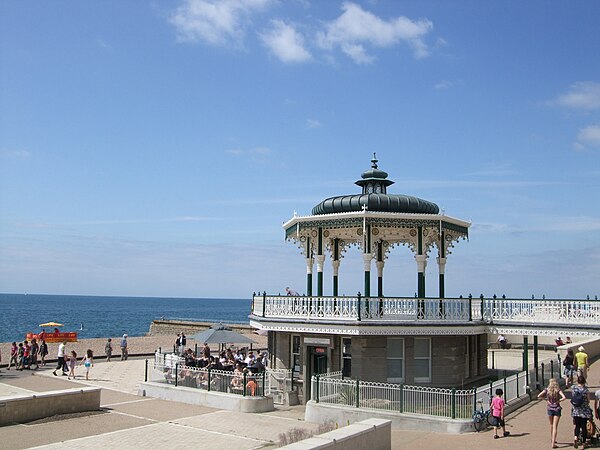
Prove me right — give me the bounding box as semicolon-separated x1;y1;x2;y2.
555;336;564;347
286;287;299;296
244;351;256;366
231;364;244;391
566;336;572;344
246;372;257;396
497;334;508;349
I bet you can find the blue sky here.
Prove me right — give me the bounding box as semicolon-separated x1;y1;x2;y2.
1;1;599;299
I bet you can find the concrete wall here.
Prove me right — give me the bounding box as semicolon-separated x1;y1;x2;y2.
280;418;391;450
149;320;254;337
558;337;600;365
305;401;472;434
139;381;274;413
0;387;101;426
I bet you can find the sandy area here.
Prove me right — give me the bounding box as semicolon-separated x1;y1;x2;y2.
0;330;267;366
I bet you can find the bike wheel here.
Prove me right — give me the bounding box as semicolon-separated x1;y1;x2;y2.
486;413;496;427
473;414;487;432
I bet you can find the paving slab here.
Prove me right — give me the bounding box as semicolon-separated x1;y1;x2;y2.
105;397;219;422
177;409;321;443
29;422;270;450
1;411;152;450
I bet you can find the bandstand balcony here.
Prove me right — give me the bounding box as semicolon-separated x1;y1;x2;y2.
251;294;483;323
250;294;600;329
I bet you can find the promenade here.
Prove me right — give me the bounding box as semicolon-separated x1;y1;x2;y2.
0;355;597;449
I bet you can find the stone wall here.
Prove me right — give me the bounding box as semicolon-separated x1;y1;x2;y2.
149;319;254;336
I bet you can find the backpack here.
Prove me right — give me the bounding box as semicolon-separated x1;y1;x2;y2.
571;388;585;407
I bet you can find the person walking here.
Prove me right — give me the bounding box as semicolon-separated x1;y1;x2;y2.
105;338;113;362
7;342;18;370
538;378;567;448
120;334;128;360
571;374;593;449
39;338;48;366
30;338;39;370
67;351;78;379
576;346;589;379
53;341;67;376
81;349;94;380
564;348;577;387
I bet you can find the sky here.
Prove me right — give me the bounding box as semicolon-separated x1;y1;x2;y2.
1;1;599;300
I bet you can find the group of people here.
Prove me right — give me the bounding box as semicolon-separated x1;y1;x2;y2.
537;372;600;449
5;338;48;371
51;341;95;381
533;345;594;449
178;342;268;374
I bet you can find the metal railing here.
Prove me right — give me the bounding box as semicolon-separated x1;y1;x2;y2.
251;294;600;328
311;354;561;420
148;361;267;397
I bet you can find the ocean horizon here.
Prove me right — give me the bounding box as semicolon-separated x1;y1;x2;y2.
0;293;251;343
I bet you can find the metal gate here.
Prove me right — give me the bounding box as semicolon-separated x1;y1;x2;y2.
265;368;292;404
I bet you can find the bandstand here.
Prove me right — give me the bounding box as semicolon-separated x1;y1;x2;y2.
250;156;486;402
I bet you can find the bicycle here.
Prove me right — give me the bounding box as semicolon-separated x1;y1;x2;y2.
472;398;494;432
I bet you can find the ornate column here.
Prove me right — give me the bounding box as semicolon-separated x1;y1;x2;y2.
416;226;426;298
332;260;340;296
316;255;325;297
437;257;447;299
363;254;372;297
332;238;340;296
306;258;313;297
376;241;384;298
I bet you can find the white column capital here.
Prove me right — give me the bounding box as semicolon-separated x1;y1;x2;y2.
362;253;372;271
331;260;340;276
376;260;385;277
437;257;447;274
316;254;326;272
306;258;314;275
415;254;427;272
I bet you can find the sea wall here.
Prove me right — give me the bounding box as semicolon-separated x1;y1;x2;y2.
149;320;254;337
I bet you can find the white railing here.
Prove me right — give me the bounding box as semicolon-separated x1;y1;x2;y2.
265;368;293;404
252;295;474;322
251;294;600;329
483;298;600;326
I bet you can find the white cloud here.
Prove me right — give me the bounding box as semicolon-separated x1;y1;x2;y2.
226;146;271;156
306;119;322;129
576;124;600;149
1;149;31;159
260;20;312;63
553;81;600;110
170;0;270;46
316;2;433;64
434;80;454;90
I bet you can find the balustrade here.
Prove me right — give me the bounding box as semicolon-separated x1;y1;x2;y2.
251;294;600;328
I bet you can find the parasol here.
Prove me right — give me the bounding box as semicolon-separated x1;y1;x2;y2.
39;322;64;327
189;323;256;345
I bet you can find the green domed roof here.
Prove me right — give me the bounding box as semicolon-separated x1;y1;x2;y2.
312;154;439;215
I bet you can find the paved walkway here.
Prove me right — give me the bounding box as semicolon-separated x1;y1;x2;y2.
0;356;596;449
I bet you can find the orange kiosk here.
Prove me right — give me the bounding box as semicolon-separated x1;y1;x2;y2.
26;322;78;343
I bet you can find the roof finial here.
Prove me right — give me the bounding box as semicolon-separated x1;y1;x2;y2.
371;152;378;169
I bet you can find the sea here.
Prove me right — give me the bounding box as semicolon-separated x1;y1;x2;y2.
0;293;251;343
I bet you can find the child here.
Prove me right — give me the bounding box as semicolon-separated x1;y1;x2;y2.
8;342;18;370
105;338;112;362
16;342;24;371
81;349;94;380
491;388;510;439
67;350;78;380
